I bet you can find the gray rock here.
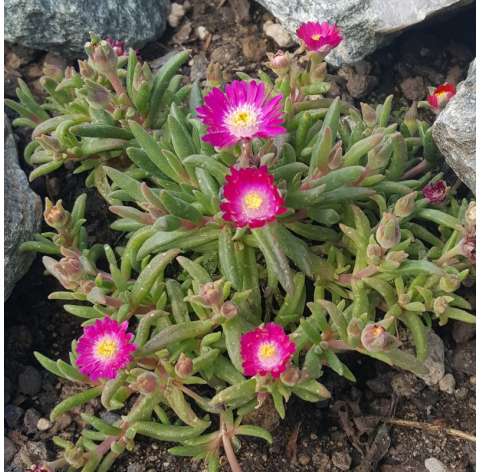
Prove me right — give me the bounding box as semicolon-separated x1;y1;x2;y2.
452;320;476;344
23;408;41;435
432;60;476;193
4;437;16;465
416;330;445;386
5;405;24;429
18;366;42;396
438;373;455;394
5;0;170;57
256;0;473;65
424;457;447;472
4;117;42;300
452;340;475;375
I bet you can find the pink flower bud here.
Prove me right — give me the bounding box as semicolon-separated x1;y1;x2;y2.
220;301;239;319
175;353;193;378
376;213;401;250
199;280;223;307
394;191;417;218
366;243;383;265
461;231;476;265
106;37;127;57
361;323;400;352
131;372;159;394
422;180;448;204
267;50;291;75
85;39;118;76
44;198;70;229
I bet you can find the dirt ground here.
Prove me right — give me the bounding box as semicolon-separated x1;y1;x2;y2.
4;1;475;471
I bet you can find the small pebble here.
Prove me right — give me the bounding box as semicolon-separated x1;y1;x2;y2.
196;26;209;41
425;457;447;472
36;418;51;431
298;453;311;466
167;2;185;28
4;437;16;465
454;387;468;401
23;408;41;434
5;404;23;429
438;373;455;394
18;366;42;396
331;451;351;471
263;21;293;48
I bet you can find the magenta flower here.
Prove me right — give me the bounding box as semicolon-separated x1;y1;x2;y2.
427;83;456;111
220;166;287;228
106;37;127;57
422;180;448;204
296;21;342;53
240;323;296;378
196;80;285;148
76;316;136;381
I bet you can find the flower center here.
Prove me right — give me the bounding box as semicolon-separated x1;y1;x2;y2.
225;106;259;138
311;34;321;40
244;191;264;210
95;337;119;360
259;342;277;360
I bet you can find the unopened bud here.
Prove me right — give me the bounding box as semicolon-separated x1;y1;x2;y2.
433;296;453;316
361;102;377;127
85;38;118;76
220;301;238;319
366;243;383;265
461;232;476;265
403;101;418;135
44;198;70;229
280;366;301;386
199;280;223;307
131;372;159;394
422;180;448;204
439;274;460;292
394;191;417;218
78;60;95;78
384;250;408;269
376;213;401;250
175;353;193;378
360;323;400;352
267;50;291;76
465;201;476;232
64;446;86;468
398;293;411;306
347;318;362;345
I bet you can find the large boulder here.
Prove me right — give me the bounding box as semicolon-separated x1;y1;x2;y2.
432;60;476;193
256;0;473;65
4;117;42;300
5;0;170;57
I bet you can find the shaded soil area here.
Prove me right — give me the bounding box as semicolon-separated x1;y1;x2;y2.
4;1;476;471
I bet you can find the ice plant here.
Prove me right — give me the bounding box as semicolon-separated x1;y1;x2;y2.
76;316;136;381
220;166;287;228
423;180;448;203
296;21;342;53
427;83;456;112
106;37;127;57
240;323;296;377
196;80;285;148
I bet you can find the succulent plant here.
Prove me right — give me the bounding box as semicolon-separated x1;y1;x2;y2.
12;23;474;472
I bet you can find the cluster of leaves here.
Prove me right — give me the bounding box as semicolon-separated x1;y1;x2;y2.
11;34;475;472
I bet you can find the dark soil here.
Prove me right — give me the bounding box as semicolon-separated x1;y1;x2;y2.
4;1;475;471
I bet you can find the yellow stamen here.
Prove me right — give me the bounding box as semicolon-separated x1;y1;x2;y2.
95;338;118;359
259;343;277;359
371;326;385;337
244;192;263;210
311;34;321;40
232;110;252;127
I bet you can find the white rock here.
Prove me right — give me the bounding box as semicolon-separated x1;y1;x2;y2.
168;2;186;28
196;26;209;41
36;418;52;431
416;330;445;386
425;457;448;472
263;20;293;48
438;373;456;394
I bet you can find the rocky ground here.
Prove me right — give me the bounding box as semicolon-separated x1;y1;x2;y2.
4;1;476;471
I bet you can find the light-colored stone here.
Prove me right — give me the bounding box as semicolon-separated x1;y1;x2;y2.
5;0;170;57
36;418;51;431
196;26;209;41
257;0;473;65
432;60;476;193
263;20;294;48
168;2;186;28
438;373;455;394
416;330;445;386
4;116;42;300
425;457;448;472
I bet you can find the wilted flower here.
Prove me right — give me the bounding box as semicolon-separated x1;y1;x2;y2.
280;365;301;386
106;37;127;57
44;198;70;229
422;180;448;204
465;201;476;232
240;323;296;378
196;80;285;148
175;353;194;378
461;231;476;265
394;191;417;218
376;213;401;250
433;296;453;316
220;166;287;228
76;316;136;381
131;371;159;394
29;466;52;472
296;21;342;54
384;250;409;269
427;83;456;112
366;242;383;265
360;323;400;352
220;301;239;319
199;280;224;307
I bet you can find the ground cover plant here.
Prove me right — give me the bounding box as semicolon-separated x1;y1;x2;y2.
8;24;475;472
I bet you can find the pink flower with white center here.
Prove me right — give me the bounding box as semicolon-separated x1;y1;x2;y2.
76;316;136;381
422;180;448;204
196;80;285;148
427;83;456;111
296;21;342;53
220;166;287;228
240;323;296;378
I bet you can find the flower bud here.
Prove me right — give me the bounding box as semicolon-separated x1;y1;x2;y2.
422;180;448;204
465;201;476;232
383;250;408;269
427;83;456;112
432;296;453;316
461;232;476;265
106;37;127;57
175;353;193;378
199;280;223;307
360;323;400;353
361;102;377;127
131;372;159;394
85;38;118;76
366;243;383;265
64;446;86;468
376;213;401;250
220;301;238;319
347;318;362;345
280;366;301;386
44;198;70;229
29;466;52;472
394;191;417;218
403;101;418;136
78;60;95;79
439;274;461;292
267;50;291;75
